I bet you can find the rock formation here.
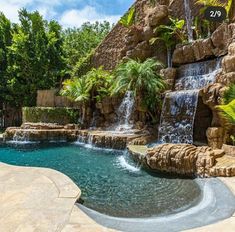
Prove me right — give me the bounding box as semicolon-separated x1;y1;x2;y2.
130;143;224;177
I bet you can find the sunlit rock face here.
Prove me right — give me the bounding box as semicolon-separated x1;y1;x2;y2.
3;123;78;143
145;143;224;177
172;23;235;66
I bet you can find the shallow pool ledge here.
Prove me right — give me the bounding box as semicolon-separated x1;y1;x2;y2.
78;178;235;232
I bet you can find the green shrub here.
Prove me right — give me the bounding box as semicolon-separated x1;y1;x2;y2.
23;107;79;125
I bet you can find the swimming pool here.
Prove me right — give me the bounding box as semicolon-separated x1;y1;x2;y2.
0;143;202;218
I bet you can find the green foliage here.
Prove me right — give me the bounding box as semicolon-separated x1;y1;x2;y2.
72;49;95;77
150;17;186;48
61;67;113;103
0;13;12;104
60;67;113;124
2;9;65;107
63;22;111;69
0;11;111;113
216;99;235;125
119;7;135;28
192;16;211;39
225;0;233;16
111;58;166;120
223;84;235;105
23;107;79;124
85;67;114;102
60;77;90;103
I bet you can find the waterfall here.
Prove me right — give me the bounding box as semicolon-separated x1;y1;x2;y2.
158;59;221;144
184;0;193;42
115;91;135;131
167;47;172;68
12;130;30;144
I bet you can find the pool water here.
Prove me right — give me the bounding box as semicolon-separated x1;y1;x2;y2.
0;143;202;218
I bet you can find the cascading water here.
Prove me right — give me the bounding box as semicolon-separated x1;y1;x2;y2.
184;0;193;42
115;91;135;131
12;130;30;144
167;47;172;68
158;59;221;144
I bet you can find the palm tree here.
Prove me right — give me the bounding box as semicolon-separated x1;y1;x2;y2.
85;67;113;102
111;58;166;121
60;76;90;124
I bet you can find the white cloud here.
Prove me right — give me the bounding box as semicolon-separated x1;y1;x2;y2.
0;0;61;22
60;6;121;28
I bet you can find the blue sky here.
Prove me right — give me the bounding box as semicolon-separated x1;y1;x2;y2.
1;0;135;28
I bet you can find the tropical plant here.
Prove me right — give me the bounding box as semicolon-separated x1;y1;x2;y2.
60;67;113;124
119;7;135;28
151;18;186;47
84;67;114;102
193;16;211;39
150;18;185;67
111;58;166;121
225;0;233;16
223;84;235;105
217;99;235;125
60;77;90;123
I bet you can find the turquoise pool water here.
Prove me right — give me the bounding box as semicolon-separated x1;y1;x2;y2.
0;143;202;218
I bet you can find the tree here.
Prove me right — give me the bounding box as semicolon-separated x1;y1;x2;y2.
60;67;113;124
60;77;90;123
62;22;112;71
111;58;166;121
0;13;12;105
119;7;135;28
6;9;65;107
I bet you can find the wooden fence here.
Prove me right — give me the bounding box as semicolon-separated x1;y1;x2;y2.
37;89;79;108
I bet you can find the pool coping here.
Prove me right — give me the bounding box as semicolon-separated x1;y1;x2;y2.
0;162;235;232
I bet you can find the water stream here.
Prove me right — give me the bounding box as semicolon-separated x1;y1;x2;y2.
184;0;193;42
115;91;135;131
12;130;30;144
158;59;221;144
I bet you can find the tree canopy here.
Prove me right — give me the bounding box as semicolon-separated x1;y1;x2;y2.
0;9;111;108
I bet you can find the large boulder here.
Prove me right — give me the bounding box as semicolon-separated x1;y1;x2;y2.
144;4;168;27
145;143;224;176
192;38;214;61
216;72;235;85
206;127;226;149
160;68;176;90
222;55;235;73
124;26;144;50
211;23;231;56
125;41;152;60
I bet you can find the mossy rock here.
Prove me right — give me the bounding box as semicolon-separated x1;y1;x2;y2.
23;107;79;125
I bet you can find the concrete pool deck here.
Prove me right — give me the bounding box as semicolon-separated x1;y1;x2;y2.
0;162;116;232
0;162;235;232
